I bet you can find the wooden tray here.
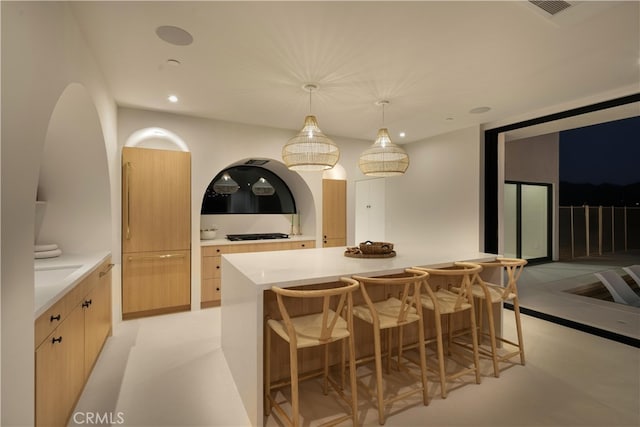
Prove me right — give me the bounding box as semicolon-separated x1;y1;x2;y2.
344;251;396;259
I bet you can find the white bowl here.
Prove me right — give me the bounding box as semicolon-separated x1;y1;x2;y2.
200;230;217;240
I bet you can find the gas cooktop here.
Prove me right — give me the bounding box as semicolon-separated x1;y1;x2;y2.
226;233;289;241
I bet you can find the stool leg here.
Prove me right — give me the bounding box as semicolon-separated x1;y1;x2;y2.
385;328;391;374
446;314;453;356
485;298;500;377
468;305;482;385
289;344;300;427
513;297;526;365
340;339;346;390
372;324;385;425
264;324;272;417
433;311;447;399
477;298;484;346
323;344;329;395
416;313;429;406
398;325;404;370
347;334;359;426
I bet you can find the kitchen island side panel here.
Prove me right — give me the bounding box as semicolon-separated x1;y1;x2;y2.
220;257;264;427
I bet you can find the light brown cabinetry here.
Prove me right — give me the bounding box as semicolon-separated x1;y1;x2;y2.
322;179;347;247
36;305;85;427
122;147;191;319
122;250;191;316
201;240;315;308
35;258;113;427
84;261;112;378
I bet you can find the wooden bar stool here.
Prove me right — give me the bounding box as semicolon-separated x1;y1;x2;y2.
264;278;359;427
351;269;429;425
411;262;482;399
469;258;527;377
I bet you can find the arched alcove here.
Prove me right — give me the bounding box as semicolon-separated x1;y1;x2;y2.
124;127;189;151
37;83;111;253
200;158;316;237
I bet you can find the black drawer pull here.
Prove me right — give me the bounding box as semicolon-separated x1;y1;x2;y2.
50;314;61;322
52;336;63;344
82;299;93;308
216;266;220;269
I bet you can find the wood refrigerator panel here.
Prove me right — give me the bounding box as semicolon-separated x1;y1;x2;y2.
122;147;191;318
122;147;191;253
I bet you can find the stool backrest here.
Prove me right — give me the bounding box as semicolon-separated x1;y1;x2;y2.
352;269;428;327
475;257;527;298
270;278;360;344
417;262;482;311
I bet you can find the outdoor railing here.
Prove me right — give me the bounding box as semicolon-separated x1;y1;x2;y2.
559;206;640;260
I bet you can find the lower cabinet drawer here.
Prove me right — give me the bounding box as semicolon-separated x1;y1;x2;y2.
201;278;222;305
122;249;191;317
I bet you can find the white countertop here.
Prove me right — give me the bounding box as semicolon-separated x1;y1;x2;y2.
200;235;315;246
34;251;111;317
222;245;496;290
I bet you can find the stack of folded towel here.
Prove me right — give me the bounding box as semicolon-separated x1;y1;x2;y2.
35;244;62;259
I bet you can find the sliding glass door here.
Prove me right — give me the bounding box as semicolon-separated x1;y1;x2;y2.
504;182;552;262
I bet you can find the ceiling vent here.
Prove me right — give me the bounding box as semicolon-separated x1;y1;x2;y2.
529;1;573;16
244;159;269;165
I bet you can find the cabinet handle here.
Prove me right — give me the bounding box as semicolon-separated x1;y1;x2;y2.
50;314;61;322
82;299;93;308
124;162;132;240
52;336;63;344
301;244;305;247
99;263;115;277
127;253;186;261
216;266;220;269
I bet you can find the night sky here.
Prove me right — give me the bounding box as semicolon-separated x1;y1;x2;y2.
559;115;640;185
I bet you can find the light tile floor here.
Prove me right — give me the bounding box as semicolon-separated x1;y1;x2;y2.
71;302;640;426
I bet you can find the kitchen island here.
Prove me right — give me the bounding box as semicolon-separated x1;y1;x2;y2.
221;245;498;426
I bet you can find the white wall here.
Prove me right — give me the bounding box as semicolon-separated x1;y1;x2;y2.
504;132;560;259
37;84;111;253
1;2;117;424
386;126;483;253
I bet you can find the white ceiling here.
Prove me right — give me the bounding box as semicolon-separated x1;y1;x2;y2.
70;1;640;143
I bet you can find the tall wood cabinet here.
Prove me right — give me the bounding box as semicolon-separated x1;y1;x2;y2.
322;179;347;247
122;147;191;319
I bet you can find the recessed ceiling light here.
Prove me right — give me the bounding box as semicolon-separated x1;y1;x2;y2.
156;25;193;46
166;59;181;67
168;95;179;103
469;106;491;114
446;117;454;121
399;132;406;138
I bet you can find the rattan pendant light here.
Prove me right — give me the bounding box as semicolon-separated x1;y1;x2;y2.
359;100;409;177
282;84;339;171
